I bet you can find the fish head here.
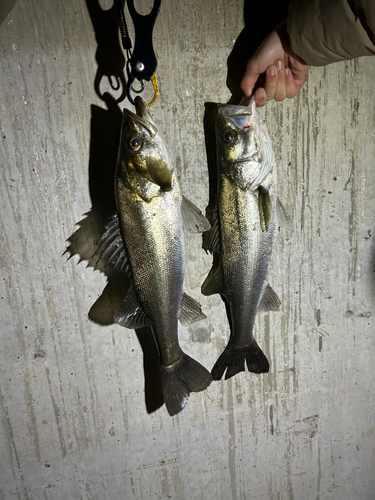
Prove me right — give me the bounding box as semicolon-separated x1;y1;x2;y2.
117;97;172;196
216;97;274;190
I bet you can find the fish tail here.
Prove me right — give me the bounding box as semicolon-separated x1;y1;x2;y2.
160;353;212;416
211;340;269;380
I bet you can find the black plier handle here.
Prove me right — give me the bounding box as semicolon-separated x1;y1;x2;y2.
124;0;161;105
127;0;161;81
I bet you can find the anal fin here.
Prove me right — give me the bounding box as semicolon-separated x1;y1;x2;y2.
114;283;151;329
257;283;281;312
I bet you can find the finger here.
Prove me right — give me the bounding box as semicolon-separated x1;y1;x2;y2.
264;65;277;101
254;87;267;107
274;59;286;102
285;68;298;98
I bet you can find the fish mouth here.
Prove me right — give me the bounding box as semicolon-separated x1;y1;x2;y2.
134;97;172;190
123;97;158;137
146;158;172;191
134;96;158;135
219;95;256;116
123;97;171;191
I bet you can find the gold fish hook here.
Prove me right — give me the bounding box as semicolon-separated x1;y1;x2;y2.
146;73;159;107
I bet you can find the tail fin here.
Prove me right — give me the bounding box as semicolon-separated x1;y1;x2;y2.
160;353;212;416
211;340;269;380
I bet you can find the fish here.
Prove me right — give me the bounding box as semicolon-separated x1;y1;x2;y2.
95;97;212;415
202;97;283;380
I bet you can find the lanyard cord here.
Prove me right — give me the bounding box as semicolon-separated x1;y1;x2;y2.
113;0;132;55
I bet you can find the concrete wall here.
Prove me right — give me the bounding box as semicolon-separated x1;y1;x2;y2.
1;0;374;499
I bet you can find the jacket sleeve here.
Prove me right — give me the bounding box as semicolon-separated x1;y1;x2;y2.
287;0;375;66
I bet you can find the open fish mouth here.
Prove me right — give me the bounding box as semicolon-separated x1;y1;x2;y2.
134;96;158;136
134;95;148;118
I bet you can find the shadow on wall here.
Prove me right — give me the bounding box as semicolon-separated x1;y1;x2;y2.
64;0;163;414
0;0;18;26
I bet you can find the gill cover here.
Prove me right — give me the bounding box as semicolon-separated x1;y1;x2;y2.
117;98;172;201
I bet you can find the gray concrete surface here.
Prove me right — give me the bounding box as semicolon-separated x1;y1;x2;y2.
0;0;374;499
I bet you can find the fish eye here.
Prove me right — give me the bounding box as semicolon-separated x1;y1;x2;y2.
129;136;143;151
223;130;236;144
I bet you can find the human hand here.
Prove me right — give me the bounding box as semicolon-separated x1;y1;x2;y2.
240;20;310;106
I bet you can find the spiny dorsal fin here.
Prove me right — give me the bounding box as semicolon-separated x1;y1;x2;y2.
93;213;130;275
181;195;211;233
114;283;151;329
179;293;207;326
257;283;281;312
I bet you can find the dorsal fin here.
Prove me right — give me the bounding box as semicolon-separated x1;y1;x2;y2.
93;213;131;275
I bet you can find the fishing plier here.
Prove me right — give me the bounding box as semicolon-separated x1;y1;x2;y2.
114;0;161;106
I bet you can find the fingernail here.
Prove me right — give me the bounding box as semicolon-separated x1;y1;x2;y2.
276;60;283;71
267;65;275;77
285;68;290;76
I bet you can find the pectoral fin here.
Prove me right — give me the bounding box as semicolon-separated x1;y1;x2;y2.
276;198;293;231
181;195;211;233
258;186;273;232
114;283;152;329
179;293;207;326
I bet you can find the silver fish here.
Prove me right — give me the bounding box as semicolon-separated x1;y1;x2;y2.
96;97;212;415
202;97;281;380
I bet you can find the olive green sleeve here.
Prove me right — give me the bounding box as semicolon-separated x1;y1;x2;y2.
287;0;375;66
